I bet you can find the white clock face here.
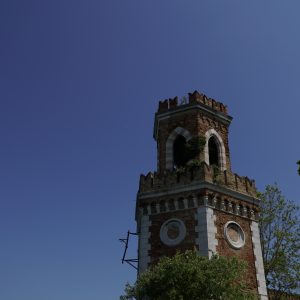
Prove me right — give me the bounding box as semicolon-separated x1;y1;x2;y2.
160;218;186;247
224;221;245;249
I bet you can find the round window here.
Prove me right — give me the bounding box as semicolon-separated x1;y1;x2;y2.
224;221;245;249
160;219;186;247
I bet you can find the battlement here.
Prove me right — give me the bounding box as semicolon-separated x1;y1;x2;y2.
157;90;228;115
139;162;257;198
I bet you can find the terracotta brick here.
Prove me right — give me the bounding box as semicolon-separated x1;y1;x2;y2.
136;92;267;299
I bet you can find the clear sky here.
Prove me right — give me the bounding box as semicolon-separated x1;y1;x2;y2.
0;1;299;299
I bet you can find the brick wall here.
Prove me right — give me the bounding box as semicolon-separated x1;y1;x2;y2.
149;208;197;264
156;109;231;172
136;91;268;298
215;210;258;293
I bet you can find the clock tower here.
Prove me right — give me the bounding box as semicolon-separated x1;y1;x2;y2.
135;91;268;299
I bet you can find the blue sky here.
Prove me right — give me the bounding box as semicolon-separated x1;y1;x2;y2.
0;1;299;299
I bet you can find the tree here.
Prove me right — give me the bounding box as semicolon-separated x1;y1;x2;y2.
120;251;256;300
258;184;300;298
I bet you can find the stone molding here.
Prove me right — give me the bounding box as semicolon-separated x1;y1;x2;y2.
204;128;227;171
251;221;268;300
224;221;246;249
138;194;258;221
160;218;186;247
138;215;152;274
195;205;218;257
165;127;192;170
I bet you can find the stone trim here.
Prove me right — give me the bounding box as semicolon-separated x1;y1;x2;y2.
224;221;245;249
251;221;268;300
160;218;186;246
140;197;258;220
138;215;152;274
195;205;218;257
165;127;192;170
204;128;226;171
138;193;258;227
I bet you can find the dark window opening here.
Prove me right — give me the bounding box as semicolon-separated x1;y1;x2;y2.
208;137;219;166
173;135;186;168
160;201;166;212
178;198;185;209
168;199;175;211
188;196;194;208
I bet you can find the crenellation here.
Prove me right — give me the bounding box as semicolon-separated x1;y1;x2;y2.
139;163;257;197
157;90;228;115
169;96;178;109
188;90;228;114
157;99;169;112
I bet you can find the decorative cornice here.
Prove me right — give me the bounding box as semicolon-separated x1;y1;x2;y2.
138;180;259;206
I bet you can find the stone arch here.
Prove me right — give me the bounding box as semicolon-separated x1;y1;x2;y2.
166;127;192;170
204;128;226;171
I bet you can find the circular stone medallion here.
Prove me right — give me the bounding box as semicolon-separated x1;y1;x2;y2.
224;221;245;249
160;219;186;247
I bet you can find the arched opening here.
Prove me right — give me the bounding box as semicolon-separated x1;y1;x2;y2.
166;127;192;171
208;136;219;166
204;129;226;171
173;135;186;168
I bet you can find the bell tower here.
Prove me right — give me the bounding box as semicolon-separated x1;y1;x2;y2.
136;91;268;299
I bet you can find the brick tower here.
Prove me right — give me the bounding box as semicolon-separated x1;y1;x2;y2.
135;91;268;299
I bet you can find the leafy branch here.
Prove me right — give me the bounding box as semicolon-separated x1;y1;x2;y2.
258;184;300;295
180;136;206;166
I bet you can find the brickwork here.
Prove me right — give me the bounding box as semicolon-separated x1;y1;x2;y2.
155;108;232;172
215;210;258;293
139;162;257;198
136;91;268;299
137;188;260;269
157;91;228;114
149;209;197;264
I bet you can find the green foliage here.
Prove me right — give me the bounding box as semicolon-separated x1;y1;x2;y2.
258;184;300;296
183;136;206;163
175;166;186;175
297;161;300;176
186;159;201;169
212;164;220;183
120;251;257;300
176;159;202;174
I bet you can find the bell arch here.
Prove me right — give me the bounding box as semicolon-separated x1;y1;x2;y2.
204;129;226;171
166;127;192;170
